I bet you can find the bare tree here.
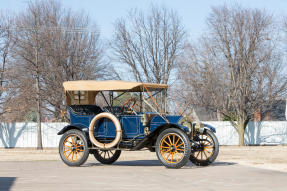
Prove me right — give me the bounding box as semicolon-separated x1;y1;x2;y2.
0;13;14;116
5;0;107;126
11;1;49;149
178;5;287;145
111;5;185;84
39;2;105;120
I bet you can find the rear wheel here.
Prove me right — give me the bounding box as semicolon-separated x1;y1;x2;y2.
93;149;121;164
59;129;89;166
156;128;191;169
190;129;219;166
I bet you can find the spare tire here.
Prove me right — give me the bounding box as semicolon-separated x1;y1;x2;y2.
89;112;122;149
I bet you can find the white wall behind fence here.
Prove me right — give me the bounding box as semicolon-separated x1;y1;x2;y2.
0;123;67;148
0;121;287;148
203;121;287;145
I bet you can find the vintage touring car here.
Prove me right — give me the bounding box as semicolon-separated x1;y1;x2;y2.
58;80;219;168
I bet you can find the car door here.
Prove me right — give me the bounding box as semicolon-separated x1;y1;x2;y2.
120;115;140;139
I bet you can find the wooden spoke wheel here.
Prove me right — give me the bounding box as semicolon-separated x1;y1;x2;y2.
160;133;185;163
59;129;89;166
156;128;191;169
190;129;219;166
93;149;121;164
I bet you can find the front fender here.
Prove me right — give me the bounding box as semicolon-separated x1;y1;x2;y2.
57;124;89;135
173;123;191;134
149;123;191;136
132;123;191;151
202;123;216;133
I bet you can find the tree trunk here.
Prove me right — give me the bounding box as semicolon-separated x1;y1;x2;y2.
36;74;42;149
237;119;248;146
238;126;245;146
35;48;42;150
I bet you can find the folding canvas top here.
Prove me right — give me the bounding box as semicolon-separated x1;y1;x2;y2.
63;80;168;92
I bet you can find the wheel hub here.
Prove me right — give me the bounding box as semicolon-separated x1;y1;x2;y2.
193;143;205;152
170;145;176;152
199;144;205;151
72;146;77;151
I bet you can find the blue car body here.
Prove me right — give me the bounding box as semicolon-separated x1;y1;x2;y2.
57;107;217;151
59;109;190;139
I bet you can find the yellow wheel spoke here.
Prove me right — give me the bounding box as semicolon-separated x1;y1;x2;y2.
175;152;179;162
163;140;171;146
64;149;72;153
205;149;211;154
160;146;170;149
176;148;184;152
161;149;171;153
72;136;75;145
176;142;184;147
167;136;172;145
175;137;180;146
165;153;171;161
72;151;74;160
66;150;72;158
173;134;175;144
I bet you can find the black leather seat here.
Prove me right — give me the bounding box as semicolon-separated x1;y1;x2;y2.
68;105;103;115
103;106;123;115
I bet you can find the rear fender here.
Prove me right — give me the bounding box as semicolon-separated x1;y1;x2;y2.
57;124;89;136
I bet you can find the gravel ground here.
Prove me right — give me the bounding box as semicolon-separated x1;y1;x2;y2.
0;146;287;172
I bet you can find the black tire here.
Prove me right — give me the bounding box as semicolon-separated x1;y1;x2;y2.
93;150;121;164
190;129;219;166
59;129;89;166
155;128;191;169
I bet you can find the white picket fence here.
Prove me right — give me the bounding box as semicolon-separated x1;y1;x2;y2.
0;121;287;148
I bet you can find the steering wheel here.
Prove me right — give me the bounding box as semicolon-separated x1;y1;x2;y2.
121;98;137;114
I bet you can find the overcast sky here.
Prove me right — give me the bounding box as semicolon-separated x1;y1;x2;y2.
1;0;287;41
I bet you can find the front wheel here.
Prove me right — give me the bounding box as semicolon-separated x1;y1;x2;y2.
190;129;219;166
59;129;89;166
156;128;191;169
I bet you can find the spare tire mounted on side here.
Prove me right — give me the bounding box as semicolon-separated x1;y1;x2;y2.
89;112;122;149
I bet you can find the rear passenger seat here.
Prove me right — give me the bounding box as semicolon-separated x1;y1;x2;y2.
68;105;103;115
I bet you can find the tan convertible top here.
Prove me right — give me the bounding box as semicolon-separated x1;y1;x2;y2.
63;80;168;92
